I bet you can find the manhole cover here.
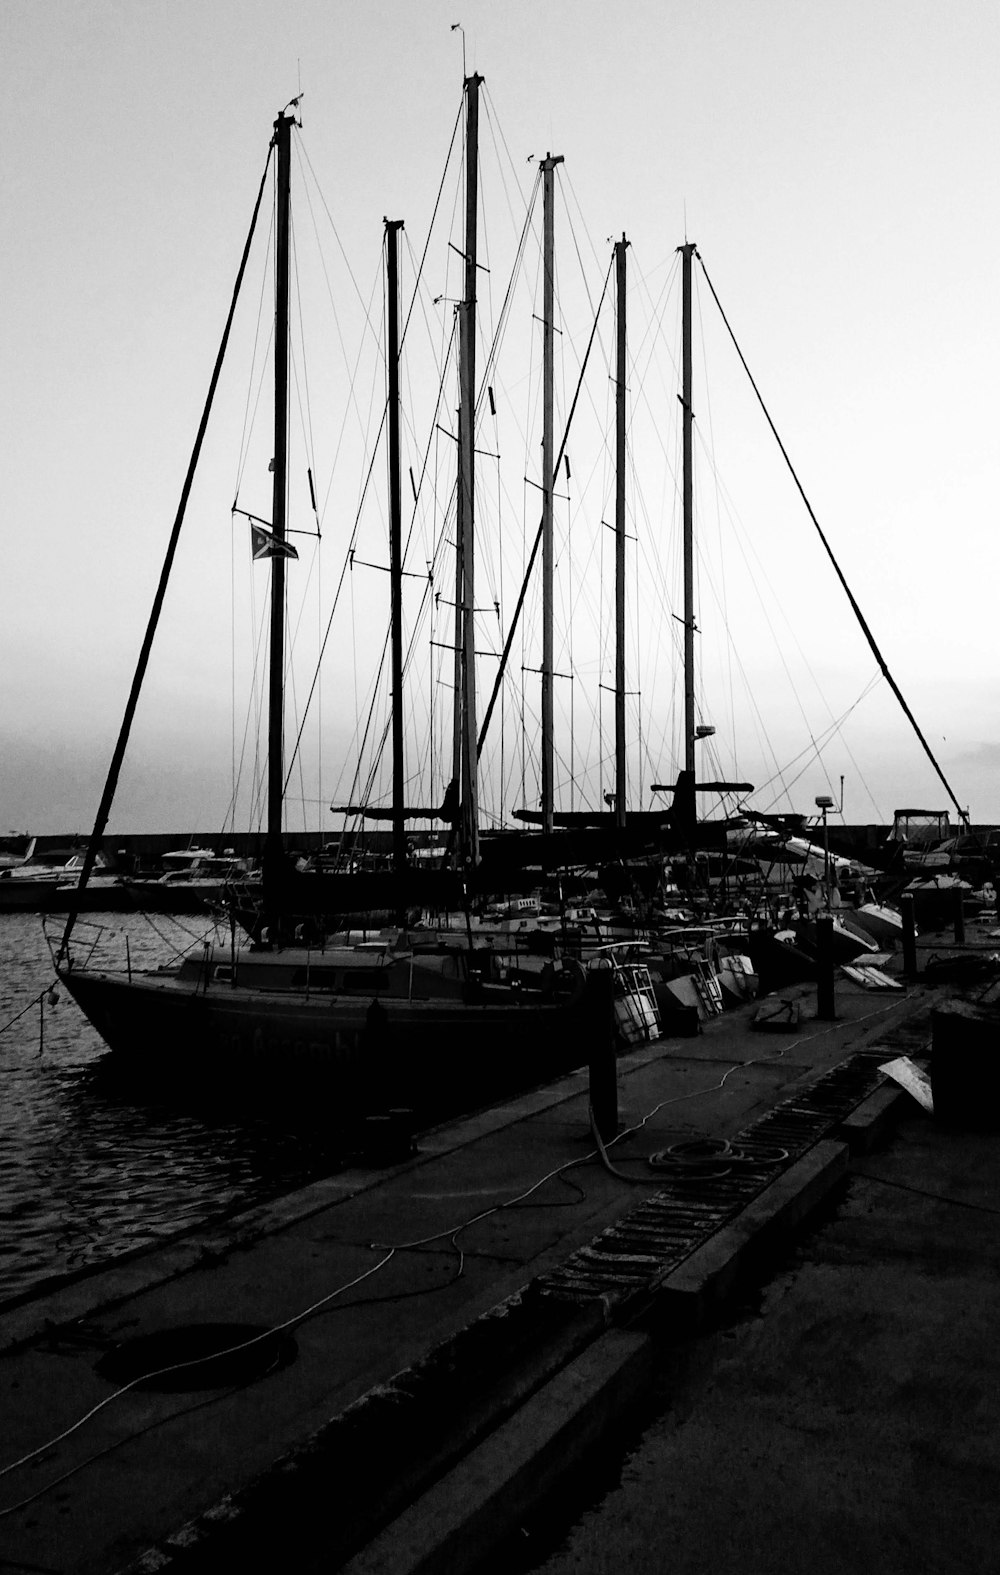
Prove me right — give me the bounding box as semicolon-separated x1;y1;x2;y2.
96;1322;297;1392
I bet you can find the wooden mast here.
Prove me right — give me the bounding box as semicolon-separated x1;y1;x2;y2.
679;241;697;782
457;74;482;867
540;151;563;838
265;108;294;903
385;218;406;876
614;234;628;831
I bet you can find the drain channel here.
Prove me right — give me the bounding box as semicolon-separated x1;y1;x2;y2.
538;1049;892;1303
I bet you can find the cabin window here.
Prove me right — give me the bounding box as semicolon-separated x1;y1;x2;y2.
213;966;234;982
290;967;341;990
343;970;388;993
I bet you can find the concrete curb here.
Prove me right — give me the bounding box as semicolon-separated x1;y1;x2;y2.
838;1082;910;1154
647;1139;849;1329
339;1330;653;1575
120;1289;616;1574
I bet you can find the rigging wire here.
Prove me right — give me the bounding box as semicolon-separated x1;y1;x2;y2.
697;254;969;827
751;672;885;807
624;248;686;786
337;114;545;824
335;304;460;822
694;262;739;787
57;139;275;963
285;99;466;804
688;342;881;815
477;254;615;759
295;135;383;343
287;192;320;533
625;244;889;820
231;193;277;510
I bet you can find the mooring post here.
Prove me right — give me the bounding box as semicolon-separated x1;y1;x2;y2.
815;912;836;1019
587;964;618;1142
953;886;966;945
900;893;918;979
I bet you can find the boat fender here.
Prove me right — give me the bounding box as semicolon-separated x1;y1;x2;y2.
541;956;587;1005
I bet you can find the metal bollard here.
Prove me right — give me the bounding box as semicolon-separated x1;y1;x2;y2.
900;892;918;979
587;964;618;1142
815;912;836;1020
953;886;966;945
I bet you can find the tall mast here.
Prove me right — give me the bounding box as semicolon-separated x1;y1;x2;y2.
614;229;629;837
266;109;293;869
680;241;697;780
451;400;463;804
457;74;482;866
385;218;406;875
540;151;563;837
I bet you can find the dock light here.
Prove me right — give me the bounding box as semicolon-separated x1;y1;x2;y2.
815;796;835;905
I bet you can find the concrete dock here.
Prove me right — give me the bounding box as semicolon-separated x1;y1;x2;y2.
0;970;954;1573
520;1104;1000;1575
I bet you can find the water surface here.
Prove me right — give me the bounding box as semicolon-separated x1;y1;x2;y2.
0;911;347;1307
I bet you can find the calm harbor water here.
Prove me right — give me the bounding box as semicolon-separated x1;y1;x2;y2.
0;911;348;1308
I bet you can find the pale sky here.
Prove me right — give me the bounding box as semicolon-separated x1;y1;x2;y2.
2;0;998;835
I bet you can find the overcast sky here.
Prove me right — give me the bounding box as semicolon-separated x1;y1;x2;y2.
2;0;998;835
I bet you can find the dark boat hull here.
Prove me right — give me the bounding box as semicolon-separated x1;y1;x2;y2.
0;877;64;913
0;879;172;915
744;927;817;991
60;965;596;1122
116;879;241;915
795;916;877;963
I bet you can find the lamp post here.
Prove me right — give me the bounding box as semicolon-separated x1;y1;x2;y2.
815;794;834;908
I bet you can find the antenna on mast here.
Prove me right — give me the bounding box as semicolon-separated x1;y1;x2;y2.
451;22;467;76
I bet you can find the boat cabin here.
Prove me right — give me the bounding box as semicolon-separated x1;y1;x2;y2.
175;942;474;1000
158;848;251;882
887;810;951;846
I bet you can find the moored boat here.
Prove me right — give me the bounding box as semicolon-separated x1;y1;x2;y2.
855;899;908;946
56;89;623;1106
795;912;880;964
62;936;592;1116
1;853;124;913
120;848;257;914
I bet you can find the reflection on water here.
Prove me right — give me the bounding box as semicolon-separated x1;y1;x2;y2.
0;912;348;1307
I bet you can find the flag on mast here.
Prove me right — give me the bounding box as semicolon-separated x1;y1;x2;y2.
250;523;298;561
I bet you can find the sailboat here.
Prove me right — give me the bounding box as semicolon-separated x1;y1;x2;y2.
55;93;609;1119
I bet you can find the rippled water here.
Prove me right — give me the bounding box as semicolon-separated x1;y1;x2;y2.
0;912;348;1307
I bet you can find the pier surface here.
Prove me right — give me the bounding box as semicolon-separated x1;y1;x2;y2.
0;970;965;1573
522;1104;1000;1575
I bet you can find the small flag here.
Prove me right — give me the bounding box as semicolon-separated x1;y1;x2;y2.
250;523;298;561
